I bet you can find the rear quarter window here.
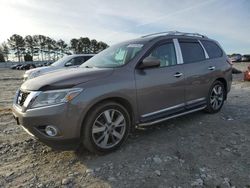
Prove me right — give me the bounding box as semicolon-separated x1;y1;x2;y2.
201;40;223;59
179;39;206;63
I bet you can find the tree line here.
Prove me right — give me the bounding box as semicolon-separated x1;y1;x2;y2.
0;34;109;62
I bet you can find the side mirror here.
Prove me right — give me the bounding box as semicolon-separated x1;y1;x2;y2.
138;56;160;69
65;62;73;67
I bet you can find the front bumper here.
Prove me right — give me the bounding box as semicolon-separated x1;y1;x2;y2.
12;103;81;150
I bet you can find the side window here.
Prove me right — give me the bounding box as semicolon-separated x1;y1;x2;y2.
179;40;206;63
201;40;223;59
147;43;177;67
72;57;85;66
84;56;93;61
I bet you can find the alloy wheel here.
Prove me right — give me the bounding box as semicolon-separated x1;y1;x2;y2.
92;109;126;149
210;84;224;110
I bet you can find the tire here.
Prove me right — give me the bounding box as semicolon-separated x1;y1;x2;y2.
82;101;131;154
205;81;225;113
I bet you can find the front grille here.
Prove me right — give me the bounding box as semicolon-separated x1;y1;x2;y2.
16;90;30;106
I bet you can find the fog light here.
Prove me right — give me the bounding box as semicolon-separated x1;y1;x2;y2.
45;125;58;137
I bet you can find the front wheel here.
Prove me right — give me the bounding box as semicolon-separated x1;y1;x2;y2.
82;101;131;154
205;81;225;113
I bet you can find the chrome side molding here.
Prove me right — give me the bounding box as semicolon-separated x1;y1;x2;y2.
138;106;206;126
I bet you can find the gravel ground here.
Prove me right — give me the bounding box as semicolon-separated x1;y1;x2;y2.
0;63;250;188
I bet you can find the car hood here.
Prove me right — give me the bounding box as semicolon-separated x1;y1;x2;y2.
24;66;59;77
21;67;114;91
25;66;52;74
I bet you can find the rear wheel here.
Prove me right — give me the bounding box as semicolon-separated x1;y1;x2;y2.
205;81;225;113
82;101;131;154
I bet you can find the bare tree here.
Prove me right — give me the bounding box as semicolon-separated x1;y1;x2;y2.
1;42;9;61
8;34;25;62
90;39;98;53
33;35;46;61
24;35;36;60
70;38;79;54
56;39;67;58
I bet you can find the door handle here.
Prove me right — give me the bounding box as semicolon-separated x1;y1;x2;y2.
208;66;215;70
174;72;183;78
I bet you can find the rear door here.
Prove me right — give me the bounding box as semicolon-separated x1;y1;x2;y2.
178;38;215;109
135;40;186;123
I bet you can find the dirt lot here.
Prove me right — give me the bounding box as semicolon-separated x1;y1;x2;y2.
0;63;250;188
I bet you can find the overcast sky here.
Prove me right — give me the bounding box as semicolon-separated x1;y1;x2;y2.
0;0;249;54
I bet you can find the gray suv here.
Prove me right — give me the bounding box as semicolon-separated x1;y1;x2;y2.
12;31;232;153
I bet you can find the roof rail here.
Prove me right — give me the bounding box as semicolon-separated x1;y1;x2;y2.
141;31;207;38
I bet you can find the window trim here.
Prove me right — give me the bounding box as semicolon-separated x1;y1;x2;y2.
198;40;209;59
173;39;183;64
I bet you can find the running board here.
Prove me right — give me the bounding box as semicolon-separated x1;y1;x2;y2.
138;106;206;126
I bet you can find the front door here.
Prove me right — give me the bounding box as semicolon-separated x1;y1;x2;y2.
135;41;185;123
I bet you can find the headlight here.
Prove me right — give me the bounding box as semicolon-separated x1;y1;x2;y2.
23;74;28;81
30;88;83;109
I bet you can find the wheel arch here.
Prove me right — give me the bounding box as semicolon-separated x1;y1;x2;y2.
80;96;136;137
215;77;228;100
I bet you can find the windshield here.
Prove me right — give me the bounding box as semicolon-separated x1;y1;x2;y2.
51;56;72;67
80;42;144;68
